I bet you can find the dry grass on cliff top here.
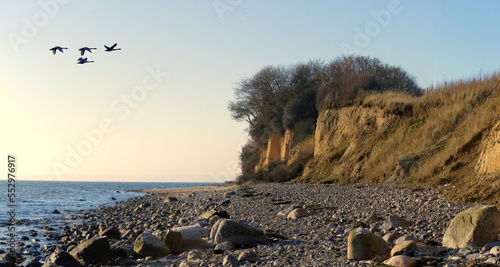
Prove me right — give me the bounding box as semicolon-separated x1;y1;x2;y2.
302;74;500;204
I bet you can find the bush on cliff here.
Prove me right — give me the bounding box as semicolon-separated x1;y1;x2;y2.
316;55;422;110
230;55;422;182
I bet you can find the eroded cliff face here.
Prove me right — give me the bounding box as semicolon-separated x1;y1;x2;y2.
475;121;500;174
314;106;397;157
255;129;295;171
302;106;398;181
254;103;500;188
255;106;400;177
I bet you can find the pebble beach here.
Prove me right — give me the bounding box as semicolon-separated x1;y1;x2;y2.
3;182;500;266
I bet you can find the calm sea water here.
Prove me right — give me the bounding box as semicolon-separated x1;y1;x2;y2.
0;180;213;249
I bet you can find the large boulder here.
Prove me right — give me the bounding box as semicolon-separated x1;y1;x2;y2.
45;251;81;267
153;230;183;253
134;232;171;258
171;225;210;240
442;205;500;248
0;260;15;267
171;225;211;250
70;236;110;266
211;219;267;246
347;228;390;260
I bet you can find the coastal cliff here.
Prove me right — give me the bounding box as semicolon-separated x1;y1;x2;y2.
251;75;500;204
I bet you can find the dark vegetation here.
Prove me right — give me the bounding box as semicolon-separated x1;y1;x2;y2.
229;55;422;183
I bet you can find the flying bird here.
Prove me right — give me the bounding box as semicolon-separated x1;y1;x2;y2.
49;46;67;55
104;43;121;52
77;57;94;64
79;47;97;56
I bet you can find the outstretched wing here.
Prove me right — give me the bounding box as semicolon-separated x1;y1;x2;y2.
110;43;117;49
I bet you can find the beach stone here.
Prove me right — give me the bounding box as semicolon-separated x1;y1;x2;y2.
219;199;231;206
211;219;267;246
0;261;15;267
238;250;259;263
165;196;178;202
171;225;210;240
214;241;235;253
122;229;138;239
45;251;82;267
383;255;417;267
413;245;447;257
209;215;221;225
153;230;183;253
489;246;500;256
347;228;390;260
110;245;128;260
381;215;412;230
485;258;498;265
394;235;418;245
99;226;121;239
187;250;203;260
171;225;211;250
287;208;316;220
22;259;43;267
222;254;239;266
201;209;230;220
277;205;302;216
364;214;383;224
442;205;500;248
70;236;110;265
133;232;171;258
391;240;417;256
0;253;16;263
383;233;401;243
179;260;201;267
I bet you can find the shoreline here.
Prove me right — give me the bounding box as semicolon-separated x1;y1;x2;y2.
132;182;238;195
6;182;498;266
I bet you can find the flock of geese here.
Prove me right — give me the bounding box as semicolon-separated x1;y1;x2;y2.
49;43;121;64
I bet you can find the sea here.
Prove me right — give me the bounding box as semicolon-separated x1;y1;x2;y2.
0;180;214;252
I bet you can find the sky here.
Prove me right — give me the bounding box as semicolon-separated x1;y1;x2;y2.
1;1;499;182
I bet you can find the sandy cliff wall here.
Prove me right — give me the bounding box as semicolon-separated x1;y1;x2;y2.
476;121;500;174
255;129;295;171
314;106;396;157
302;105;400;182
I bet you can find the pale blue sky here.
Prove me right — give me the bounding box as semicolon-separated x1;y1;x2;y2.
1;1;499;182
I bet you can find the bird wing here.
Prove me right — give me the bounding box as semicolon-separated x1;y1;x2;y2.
57;47;64;53
51;49;56;55
110;43;117;49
